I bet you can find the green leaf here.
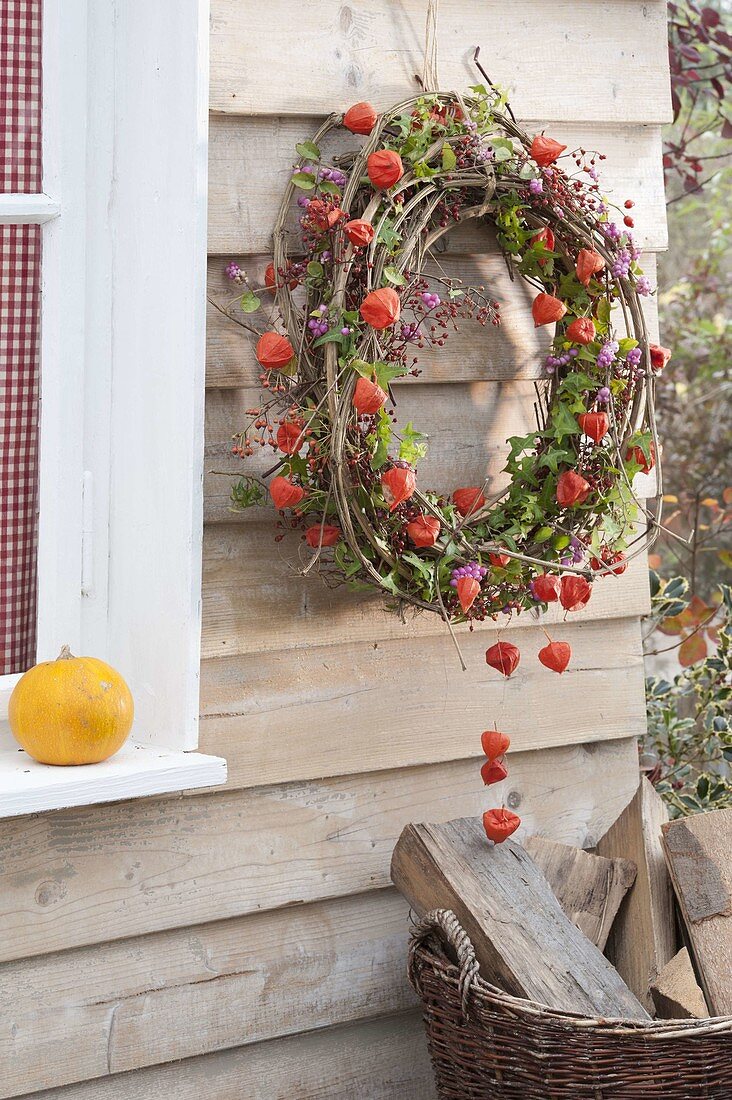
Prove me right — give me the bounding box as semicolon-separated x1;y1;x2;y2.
441;144;457;171
319;180;341;197
596;297;611;326
373;361;407;388
306;261;324;278
550;402;579;442
292;171;316;190
349;359;373;379
312;330;345;349
230;477;265;511
239;292;261;314
398;421;429;464
369;409;392;470
383;266;407;287
295;141;321;160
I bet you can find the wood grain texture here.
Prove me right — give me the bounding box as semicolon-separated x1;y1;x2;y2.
596;778;677;1013
661;809;732;1016
207;254;659;389
19;1012;436;1100
650;947;710;1020
209;115;667;254
523;835;637;950
199;618;646;790
205;382;657;526
0;740;640;966
0;890;418;1097
391;817;648;1016
205;379;540;523
201;523;650;657
209;0;672;124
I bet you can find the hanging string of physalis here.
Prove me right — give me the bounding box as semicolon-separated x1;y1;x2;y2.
215;83;668;690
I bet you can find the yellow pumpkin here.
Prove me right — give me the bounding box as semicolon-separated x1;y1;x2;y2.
8;646;134;765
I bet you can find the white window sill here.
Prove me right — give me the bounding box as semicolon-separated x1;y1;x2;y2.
0;741;227;818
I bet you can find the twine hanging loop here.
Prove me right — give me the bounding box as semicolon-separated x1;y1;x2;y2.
422;0;440;92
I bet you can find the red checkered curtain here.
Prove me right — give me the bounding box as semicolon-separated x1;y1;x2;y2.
0;0;42;675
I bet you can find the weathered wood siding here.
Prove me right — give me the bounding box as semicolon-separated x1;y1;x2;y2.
2;3;669;1096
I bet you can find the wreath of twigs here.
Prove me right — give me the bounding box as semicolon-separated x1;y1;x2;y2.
222;82;664;656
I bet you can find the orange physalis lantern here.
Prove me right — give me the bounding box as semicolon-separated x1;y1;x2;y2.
456;576;480;613
481;729;511;760
556;469;591;507
367;149;404;190
360;287;401;330
489;552;511;568
566;317;596;345
256;332;295;371
559;574;592;612
529;135;567;167
485;641;520;678
452;486;485;517
344;219;375;246
305;524;340;548
532;292;567;327
576;249;605;287
406;514;441;548
270;476;306;510
578;412;609;444
381;466;415;511
482;808;521;844
343;102;378;135
480;758;508;786
352;376;387;414
532;573;561;602
538;640;572;674
276;419;306;454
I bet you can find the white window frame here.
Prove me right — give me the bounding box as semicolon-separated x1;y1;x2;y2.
0;0;226;816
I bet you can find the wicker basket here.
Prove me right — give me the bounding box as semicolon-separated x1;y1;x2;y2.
408;909;732;1099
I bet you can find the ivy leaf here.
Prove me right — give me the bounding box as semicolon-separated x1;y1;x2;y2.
295;141;321;161
413;159;436;178
239;292;261;314
373;360;407;388
550;402;579;442
560;371;596;397
383;266;407;287
349;359;373;379
399;421;429;464
230;477;265;510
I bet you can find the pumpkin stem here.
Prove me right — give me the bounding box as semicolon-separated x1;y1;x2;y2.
57;645;75;661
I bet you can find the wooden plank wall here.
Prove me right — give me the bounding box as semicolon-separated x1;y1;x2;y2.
1;3;670;1097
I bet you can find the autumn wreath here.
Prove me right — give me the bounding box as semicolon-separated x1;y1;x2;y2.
221;83;667;670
